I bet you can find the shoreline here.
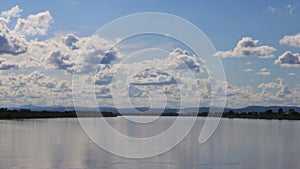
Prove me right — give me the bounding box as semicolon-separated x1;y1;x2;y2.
1;113;300;121
1;107;299;120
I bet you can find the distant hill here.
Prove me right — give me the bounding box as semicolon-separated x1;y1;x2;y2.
9;105;75;112
230;106;300;113
7;105;300;114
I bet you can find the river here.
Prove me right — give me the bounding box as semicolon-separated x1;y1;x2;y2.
0;117;299;169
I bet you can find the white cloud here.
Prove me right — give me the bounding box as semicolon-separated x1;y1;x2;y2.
130;68;176;85
17;35;78;72
214;37;276;58
280;33;300;48
256;68;271;76
89;47;208;107
7;33;119;73
0;71;73;106
0;6;54;57
62;34;79;49
71;35;121;73
0;7;118;73
168;48;203;72
80;46;300;108
0;5;22;19
0;29;28;55
93;48;205;87
275;51;300;67
0;7;27;55
0;6;299;108
0;59;19;70
258;78;292;98
243;68;254;72
288;72;295;76
14;10;53;36
216;78;299;107
0;7;121;76
46;51;75;71
258;81;279;89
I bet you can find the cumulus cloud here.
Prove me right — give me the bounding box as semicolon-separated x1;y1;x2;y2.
14;10;53;36
0;71;73;106
0;59;19;70
275;51;300;67
204;78;299;107
280;33;300;48
1;68;299;108
258;78;291;98
224;83;255;107
0;29;28;55
62;34;79;50
0;7;197;76
214;37;276;59
0;6;53;56
0;6;299;108
0;5;22;19
258;81;279;89
256;68;271;75
0;6;28;55
93;48;204;87
47;51;75;70
25;35;77;72
78;35;120;64
168;48;203;72
89;47;207;107
130;68;176;86
23;34;119;73
0;7;119;73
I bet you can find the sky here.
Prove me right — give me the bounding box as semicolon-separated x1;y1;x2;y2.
0;0;299;108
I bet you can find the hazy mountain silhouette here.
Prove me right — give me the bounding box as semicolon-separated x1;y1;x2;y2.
7;105;300;114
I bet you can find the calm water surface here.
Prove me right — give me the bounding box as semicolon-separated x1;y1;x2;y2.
0;117;300;169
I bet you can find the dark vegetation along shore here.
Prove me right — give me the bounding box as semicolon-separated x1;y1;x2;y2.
0;108;116;119
0;107;299;120
198;108;300;120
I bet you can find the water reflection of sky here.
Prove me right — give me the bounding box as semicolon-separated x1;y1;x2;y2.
0;118;300;169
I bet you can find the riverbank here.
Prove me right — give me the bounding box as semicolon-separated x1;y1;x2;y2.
0;108;117;119
207;113;300;120
1;108;300;120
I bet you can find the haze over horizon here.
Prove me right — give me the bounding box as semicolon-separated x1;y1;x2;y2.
0;1;299;108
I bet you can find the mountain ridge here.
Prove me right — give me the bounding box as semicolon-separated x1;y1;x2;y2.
7;105;300;114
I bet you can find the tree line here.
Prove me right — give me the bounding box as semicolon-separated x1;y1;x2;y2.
0;108;117;119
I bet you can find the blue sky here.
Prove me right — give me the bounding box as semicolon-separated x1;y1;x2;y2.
0;0;299;108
